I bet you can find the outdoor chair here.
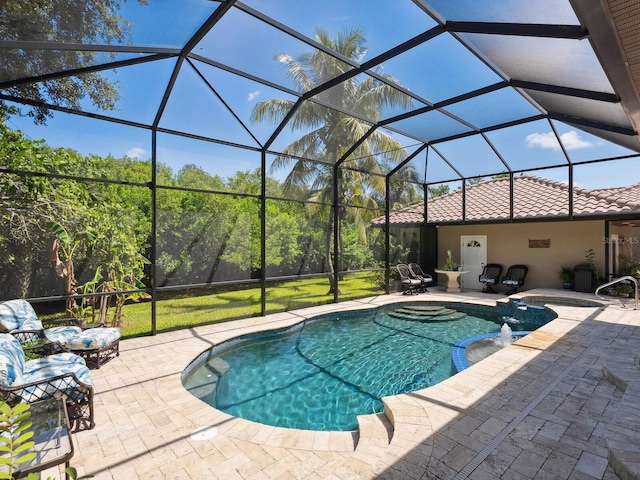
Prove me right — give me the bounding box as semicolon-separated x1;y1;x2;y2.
479;263;503;293
396;264;421;295
409;263;433;292
501;265;529;295
0;299;121;369
0;333;95;431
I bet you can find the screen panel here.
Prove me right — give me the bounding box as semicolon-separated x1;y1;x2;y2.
552;121;639;164
264;198;327;278
265;277;333;314
485;119;569;171
156;133;261;192
460;33;613;94
434;134;508;178
0;175;152;313
153;287;261;333
239;0;436;58
6;108;153;183
426;180;463;223
513;168;569;219
424;0;579;24
156;189;259;287
381;33;502;103
573;160;640;221
196;7;355;92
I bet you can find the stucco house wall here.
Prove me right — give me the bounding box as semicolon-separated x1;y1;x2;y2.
373;176;640;292
437;220;606;291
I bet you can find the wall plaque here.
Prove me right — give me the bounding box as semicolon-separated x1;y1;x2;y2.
528;239;550;248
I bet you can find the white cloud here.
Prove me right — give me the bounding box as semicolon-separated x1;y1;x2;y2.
526;132;561;150
526;130;594;151
125;147;146;159
559;130;595;150
247;90;260;101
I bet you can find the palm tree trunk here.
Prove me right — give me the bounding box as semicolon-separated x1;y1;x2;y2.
325;206;339;295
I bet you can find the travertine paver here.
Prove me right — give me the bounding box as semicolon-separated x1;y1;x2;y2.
39;289;640;479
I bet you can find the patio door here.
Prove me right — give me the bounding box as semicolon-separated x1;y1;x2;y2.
460;235;487;290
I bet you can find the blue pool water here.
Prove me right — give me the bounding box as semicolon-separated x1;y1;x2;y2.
182;301;556;431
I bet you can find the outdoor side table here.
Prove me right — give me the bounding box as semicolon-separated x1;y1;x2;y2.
434;269;469;293
7;398;74;479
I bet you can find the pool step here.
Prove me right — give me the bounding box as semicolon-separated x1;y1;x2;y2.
401;305;448;312
388;307;466;322
355;412;393;452
603;353;640;480
394;306;456;316
432;311;467;321
182;357;229;405
393;307;455;317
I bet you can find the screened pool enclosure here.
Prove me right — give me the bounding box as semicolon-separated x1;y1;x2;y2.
1;1;639;335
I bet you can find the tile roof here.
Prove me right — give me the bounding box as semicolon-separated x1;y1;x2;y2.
372;175;640;226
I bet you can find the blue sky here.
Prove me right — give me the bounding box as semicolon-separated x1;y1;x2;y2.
6;0;640;189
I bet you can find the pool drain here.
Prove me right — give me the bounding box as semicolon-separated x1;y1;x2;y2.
190;426;218;441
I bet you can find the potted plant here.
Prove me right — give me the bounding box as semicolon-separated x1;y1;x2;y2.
619;255;640;276
443;250;459;271
616;283;633;298
585;248;604;287
557;265;573;289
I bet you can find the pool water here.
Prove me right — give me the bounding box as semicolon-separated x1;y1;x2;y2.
182;302;554;431
451;331;532;372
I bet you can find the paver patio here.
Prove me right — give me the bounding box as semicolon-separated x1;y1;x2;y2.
41;288;640;479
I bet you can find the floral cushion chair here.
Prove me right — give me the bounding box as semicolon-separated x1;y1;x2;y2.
0;333;95;430
0;299;121;369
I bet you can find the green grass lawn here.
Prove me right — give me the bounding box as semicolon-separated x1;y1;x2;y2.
116;273;384;337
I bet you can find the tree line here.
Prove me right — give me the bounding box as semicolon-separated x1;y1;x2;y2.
0;122;409;316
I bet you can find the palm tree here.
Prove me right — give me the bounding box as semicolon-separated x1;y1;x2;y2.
252;27;415;293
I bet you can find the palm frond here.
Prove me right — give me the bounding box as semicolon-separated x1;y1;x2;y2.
276;53;315;92
354;76;414;129
251;98;295;124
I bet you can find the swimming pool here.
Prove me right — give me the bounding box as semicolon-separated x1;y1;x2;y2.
182;301;556;431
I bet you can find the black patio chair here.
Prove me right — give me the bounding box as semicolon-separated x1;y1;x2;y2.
479;263;503;293
396;264;421;295
502;265;529;295
409;263;433;293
